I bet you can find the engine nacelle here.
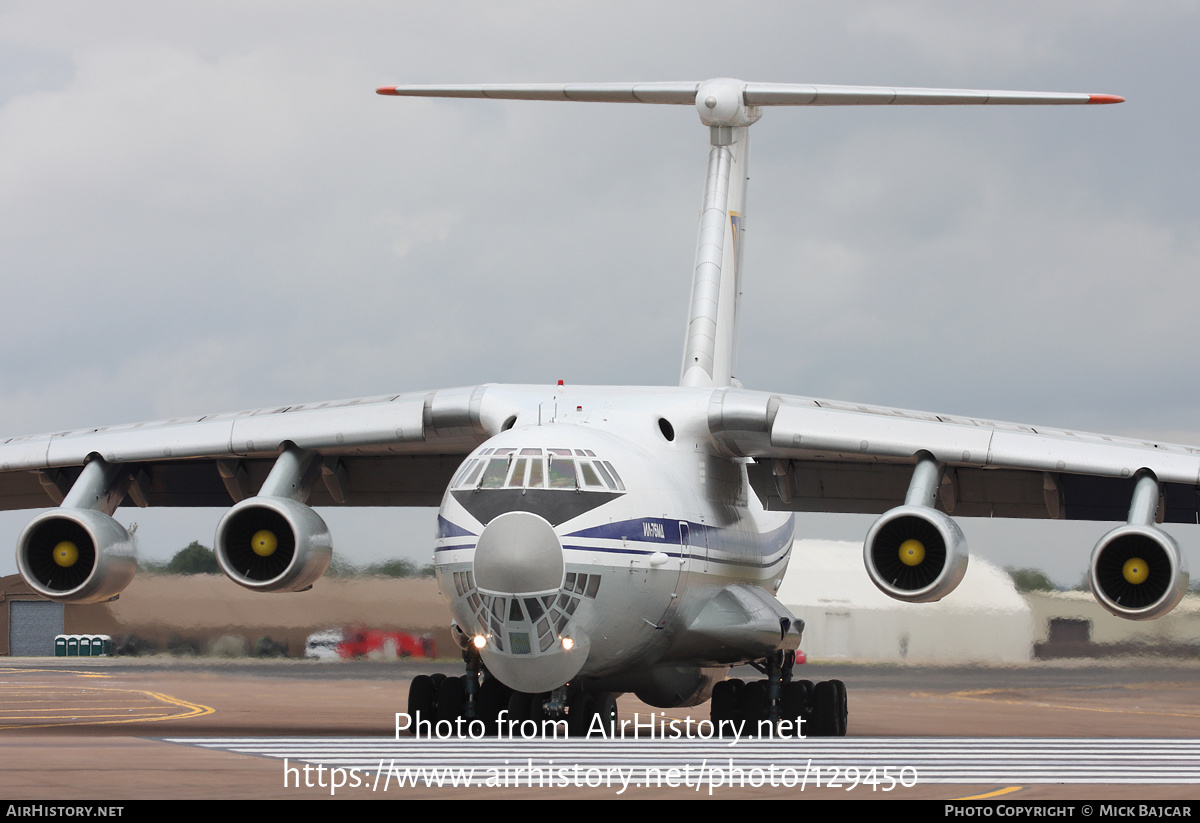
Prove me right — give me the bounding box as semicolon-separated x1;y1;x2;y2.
16;509;136;604
864;504;968;603
215;497;332;592
1089;524;1189;621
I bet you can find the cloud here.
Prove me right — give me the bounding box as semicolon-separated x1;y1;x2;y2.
0;1;1197;580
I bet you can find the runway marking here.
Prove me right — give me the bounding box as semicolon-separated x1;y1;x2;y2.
928;684;1200;721
0;669;214;729
0;667;113;678
956;787;1025;799
162;737;1200;786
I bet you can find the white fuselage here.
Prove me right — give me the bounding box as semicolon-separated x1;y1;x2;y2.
434;385;793;698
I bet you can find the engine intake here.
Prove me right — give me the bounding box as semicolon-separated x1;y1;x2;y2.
215;497;332;592
1089;524;1188;621
864;505;968;603
16;509;136;604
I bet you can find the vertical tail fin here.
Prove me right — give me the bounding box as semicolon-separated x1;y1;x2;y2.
377;79;1121;389
680;101;754;387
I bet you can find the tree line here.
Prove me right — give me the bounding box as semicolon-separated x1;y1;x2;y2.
139;541;435;578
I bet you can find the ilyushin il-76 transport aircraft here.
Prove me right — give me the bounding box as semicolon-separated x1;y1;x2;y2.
10;77;1184;739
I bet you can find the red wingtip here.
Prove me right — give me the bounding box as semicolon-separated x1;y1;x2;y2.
1088;94;1125;104
376;86;398;96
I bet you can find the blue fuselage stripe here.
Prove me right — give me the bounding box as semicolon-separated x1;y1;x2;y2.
436;514;794;570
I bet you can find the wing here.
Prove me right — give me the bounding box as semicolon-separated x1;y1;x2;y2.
0;385;516;510
3;385;523;603
707;388;1200;522
707;387;1195;618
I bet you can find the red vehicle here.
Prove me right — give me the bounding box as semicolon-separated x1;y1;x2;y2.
306;628;435;660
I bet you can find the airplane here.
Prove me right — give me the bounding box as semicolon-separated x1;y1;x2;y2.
8;77;1185;740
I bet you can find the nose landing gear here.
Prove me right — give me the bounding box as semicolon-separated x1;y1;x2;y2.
406;643;513;733
404;644;619;738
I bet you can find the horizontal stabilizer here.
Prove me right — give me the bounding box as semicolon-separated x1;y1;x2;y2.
377;80;1123;106
376;82;698;103
741;83;1121;106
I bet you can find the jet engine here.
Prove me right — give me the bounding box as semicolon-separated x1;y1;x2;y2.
1089;524;1189;621
16;508;136;604
863;504;968;603
215;496;332;592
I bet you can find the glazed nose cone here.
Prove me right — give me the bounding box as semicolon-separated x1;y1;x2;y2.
472;512;587;693
473;511;564;594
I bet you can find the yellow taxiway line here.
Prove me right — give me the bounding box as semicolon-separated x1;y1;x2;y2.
0;667;214;729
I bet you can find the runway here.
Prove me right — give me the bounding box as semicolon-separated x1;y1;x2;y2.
2;657;1199;799
173;737;1200;791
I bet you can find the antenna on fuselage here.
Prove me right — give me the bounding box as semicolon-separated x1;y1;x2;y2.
377;80;1121;388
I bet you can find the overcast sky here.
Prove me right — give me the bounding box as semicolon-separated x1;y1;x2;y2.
0;2;1198;587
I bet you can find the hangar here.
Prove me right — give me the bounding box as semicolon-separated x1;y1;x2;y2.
777;540;1034;663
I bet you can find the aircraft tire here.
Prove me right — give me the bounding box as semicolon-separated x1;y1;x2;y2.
407;674;437;729
728;678;746;725
434;674;465;723
711;679;744;733
781;680;813;737
710;681;735;726
742;680;769;730
567;691;593;737
811;680;847;737
830;679;848;736
507;690;533;723
477;677;510;734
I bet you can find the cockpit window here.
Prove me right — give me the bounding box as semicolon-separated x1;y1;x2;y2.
527;457;545;488
454;447;623;492
602;461;625;490
454;571;602;659
579;461;604;489
507;458;527;488
460;460;485;488
479;457;510;489
547;455;577;489
450;459;477;488
594;461;617;490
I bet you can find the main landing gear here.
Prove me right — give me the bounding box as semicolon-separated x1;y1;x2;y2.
710;651;848;737
405;648;619;737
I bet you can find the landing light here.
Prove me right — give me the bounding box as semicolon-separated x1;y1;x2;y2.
472;634;487;650
561;637;575;651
